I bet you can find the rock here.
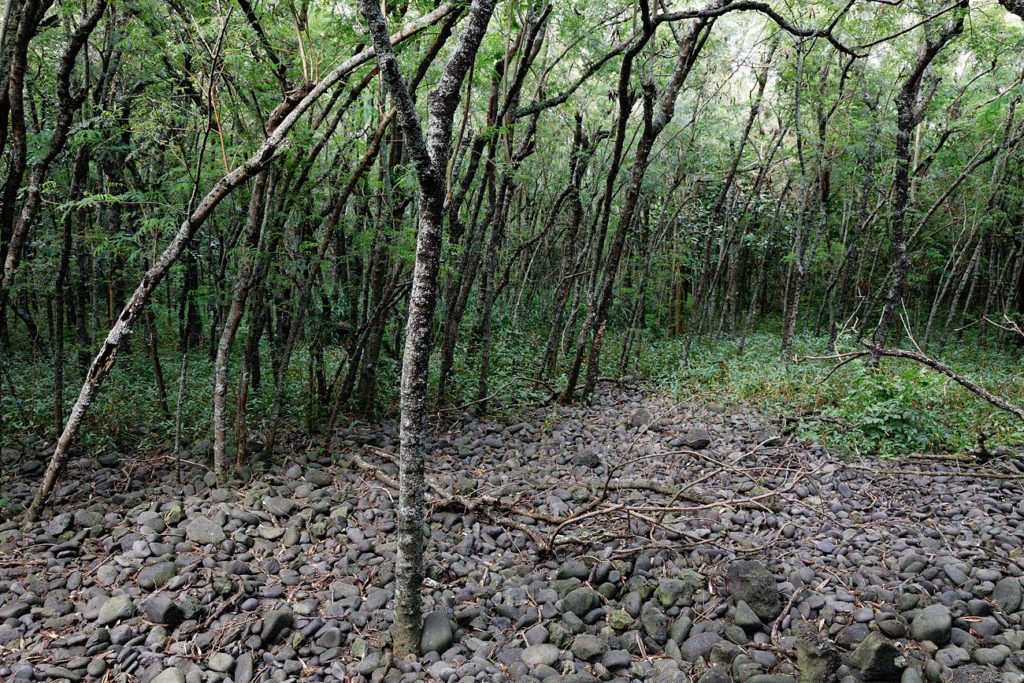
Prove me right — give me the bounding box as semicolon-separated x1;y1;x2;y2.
795;625;841;683
521;644;560;668
735;600;763;634
260;608;293;644
97;595;133;626
853;632;905;682
207;653;234;673
263;497;295;517
152;669;186;683
608;610;633;630
234;654;254;683
934;645;971;668
143;594;183;627
563;586;596;616
640;603;668;644
557;560;591;580
948;665;1001;683
675;428;712;449
993;577;1022;613
910;604;952;645
47;513;72;536
655;571;705;607
164;504;184;526
421;610;454;653
571;634;609;660
185;516;225;545
603;649;631;670
137;562;176;590
726;560;782;620
680;632;721;662
698;666;733;683
73;510;104;528
572;451;601;468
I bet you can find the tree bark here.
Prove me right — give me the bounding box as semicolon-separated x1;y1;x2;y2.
361;0;495;656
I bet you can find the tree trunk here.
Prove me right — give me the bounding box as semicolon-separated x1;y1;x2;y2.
361;0;495;655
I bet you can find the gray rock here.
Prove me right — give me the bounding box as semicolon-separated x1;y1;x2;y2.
260;608;293;644
935;646;970;668
852;632;905;682
142;594;183;627
152;669;186;683
97;595;133;626
47;513;72;536
137;562;176;590
972;648;1005;666
571;634;609;660
910;604;952;645
680;631;722;662
421;610;454;654
234;654;254;683
993;577;1022;613
735;600;763;634
263;497;295;517
521;644;560;668
795;624;841;683
185;516;225;545
208;653;234;673
563;586;596;616
726;560;782;621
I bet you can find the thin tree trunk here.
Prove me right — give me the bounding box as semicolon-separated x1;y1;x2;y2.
362;0;495;655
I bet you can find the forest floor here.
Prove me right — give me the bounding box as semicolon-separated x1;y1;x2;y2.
1;382;1024;683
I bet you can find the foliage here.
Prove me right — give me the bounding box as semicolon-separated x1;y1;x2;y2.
639;329;1024;458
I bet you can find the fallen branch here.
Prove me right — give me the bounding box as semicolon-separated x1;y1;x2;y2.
862;341;1024;422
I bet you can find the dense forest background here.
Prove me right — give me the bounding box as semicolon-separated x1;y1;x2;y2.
3;0;1024;514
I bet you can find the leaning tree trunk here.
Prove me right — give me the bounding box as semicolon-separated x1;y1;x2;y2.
21;5;458;525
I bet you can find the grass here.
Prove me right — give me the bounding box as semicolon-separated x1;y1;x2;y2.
634;328;1024;458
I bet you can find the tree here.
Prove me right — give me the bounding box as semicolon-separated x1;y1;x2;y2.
360;0;496;656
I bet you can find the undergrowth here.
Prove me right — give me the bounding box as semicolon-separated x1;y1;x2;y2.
637;329;1024;458
1;317;1022;463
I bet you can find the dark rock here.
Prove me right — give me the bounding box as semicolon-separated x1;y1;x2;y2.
260;608;293;644
675;428;712;450
795;625;841;683
726;560;782;621
421;610;454;653
602;649;631;670
992;577;1022;613
852;632;905;682
910;604;952;645
143;594;183;628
